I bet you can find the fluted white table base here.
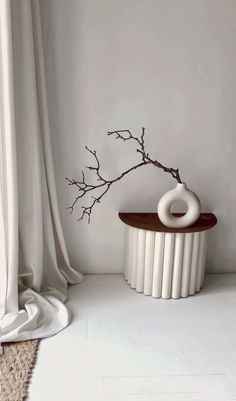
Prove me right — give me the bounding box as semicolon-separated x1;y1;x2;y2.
124;227;208;298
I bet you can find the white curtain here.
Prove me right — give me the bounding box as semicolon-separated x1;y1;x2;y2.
0;0;83;344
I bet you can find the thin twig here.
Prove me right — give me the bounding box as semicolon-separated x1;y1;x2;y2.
66;128;182;222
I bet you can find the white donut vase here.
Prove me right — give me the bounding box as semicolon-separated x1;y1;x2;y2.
157;183;201;228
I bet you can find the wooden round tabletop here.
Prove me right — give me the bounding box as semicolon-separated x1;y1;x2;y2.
119;213;217;233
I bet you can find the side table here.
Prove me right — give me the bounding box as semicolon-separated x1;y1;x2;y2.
119;213;217;299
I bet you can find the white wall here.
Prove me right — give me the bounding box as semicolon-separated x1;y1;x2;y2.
40;0;236;273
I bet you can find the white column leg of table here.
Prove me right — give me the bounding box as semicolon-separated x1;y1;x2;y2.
171;233;185;299
127;227;136;285
144;231;155;295
124;227;132;281
162;233;175;299
181;233;193;297
152;232;165;298
189;232;201;295
130;228;138;288
196;231;207;292
200;233;208;288
136;229;146;292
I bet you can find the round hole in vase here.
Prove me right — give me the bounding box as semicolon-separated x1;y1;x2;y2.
170;200;188;214
157;183;201;228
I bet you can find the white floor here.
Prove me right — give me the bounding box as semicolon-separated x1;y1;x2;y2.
29;274;236;401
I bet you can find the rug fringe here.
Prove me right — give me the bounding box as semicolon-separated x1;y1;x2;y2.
22;340;40;400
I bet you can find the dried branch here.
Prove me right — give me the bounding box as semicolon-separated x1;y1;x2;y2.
66;128;182;222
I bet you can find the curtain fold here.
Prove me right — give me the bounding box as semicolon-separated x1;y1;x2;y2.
0;0;83;343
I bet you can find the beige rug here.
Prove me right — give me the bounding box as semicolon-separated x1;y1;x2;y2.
0;340;40;401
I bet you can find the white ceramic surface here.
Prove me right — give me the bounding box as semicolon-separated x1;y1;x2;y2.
124;226;207;299
157;183;201;228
